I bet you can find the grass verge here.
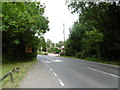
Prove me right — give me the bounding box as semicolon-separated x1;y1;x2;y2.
2;59;37;88
59;56;120;66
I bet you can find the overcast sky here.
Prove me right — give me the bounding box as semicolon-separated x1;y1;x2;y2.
40;0;78;43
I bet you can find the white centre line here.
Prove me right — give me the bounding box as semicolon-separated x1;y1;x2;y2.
88;67;120;78
58;79;65;86
53;72;57;76
50;68;53;71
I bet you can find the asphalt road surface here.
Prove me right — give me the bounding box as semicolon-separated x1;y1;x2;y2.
36;55;119;88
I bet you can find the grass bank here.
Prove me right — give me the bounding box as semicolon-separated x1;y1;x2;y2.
59;56;120;66
2;59;37;88
37;52;48;55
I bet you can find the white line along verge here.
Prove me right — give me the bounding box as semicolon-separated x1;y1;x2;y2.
53;72;57;76
58;79;65;86
88;67;120;78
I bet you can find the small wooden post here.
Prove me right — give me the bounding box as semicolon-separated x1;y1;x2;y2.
10;71;14;82
15;68;19;73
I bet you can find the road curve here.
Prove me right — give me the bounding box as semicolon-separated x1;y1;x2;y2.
37;55;119;88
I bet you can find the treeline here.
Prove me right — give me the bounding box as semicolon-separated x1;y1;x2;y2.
2;2;49;62
38;36;46;52
46;39;63;53
65;1;120;61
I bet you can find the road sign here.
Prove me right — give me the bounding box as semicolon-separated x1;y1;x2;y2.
26;45;32;53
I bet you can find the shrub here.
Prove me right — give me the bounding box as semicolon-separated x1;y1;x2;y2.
37;52;42;54
41;52;48;55
75;52;86;59
60;52;64;56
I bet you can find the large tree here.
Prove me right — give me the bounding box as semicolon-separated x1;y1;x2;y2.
46;39;52;48
39;36;46;52
2;2;49;61
65;1;120;60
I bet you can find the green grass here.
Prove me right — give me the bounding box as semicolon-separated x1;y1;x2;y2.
2;59;37;88
83;57;120;66
37;52;48;55
59;56;120;66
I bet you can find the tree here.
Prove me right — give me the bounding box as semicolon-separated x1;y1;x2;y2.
56;41;64;48
53;48;61;53
39;37;46;52
65;1;120;60
82;29;103;58
2;2;49;61
46;39;52;48
65;22;85;56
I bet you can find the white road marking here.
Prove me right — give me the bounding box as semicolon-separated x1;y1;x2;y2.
88;67;120;78
52;59;63;62
46;61;51;63
50;68;53;71
58;79;65;86
53;72;57;76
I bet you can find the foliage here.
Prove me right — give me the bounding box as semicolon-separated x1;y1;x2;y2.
41;52;48;55
60;52;64;56
47;48;61;53
53;48;61;53
65;39;76;56
46;39;63;53
47;48;53;53
46;39;52;48
37;52;48;55
37;51;42;54
38;36;46;52
2;2;49;61
81;29;103;58
56;41;64;48
51;43;55;48
65;1;120;61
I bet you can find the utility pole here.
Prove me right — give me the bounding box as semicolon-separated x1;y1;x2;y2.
63;23;65;54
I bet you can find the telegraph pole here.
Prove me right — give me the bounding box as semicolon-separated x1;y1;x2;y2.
63;23;65;54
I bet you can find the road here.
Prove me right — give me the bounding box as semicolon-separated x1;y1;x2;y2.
37;54;119;88
20;54;119;88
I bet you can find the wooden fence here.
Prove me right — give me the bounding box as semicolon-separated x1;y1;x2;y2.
0;68;19;82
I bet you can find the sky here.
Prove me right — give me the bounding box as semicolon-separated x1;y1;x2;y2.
39;0;78;43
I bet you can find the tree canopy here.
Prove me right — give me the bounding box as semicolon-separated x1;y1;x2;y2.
65;1;120;61
2;2;49;61
38;36;46;52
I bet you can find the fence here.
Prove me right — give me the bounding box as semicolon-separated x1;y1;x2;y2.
0;68;19;82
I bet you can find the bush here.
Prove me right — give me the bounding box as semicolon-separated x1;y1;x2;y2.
75;52;81;58
44;52;48;55
37;52;48;55
47;49;52;53
60;52;64;56
41;52;48;55
75;52;86;59
37;52;42;54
